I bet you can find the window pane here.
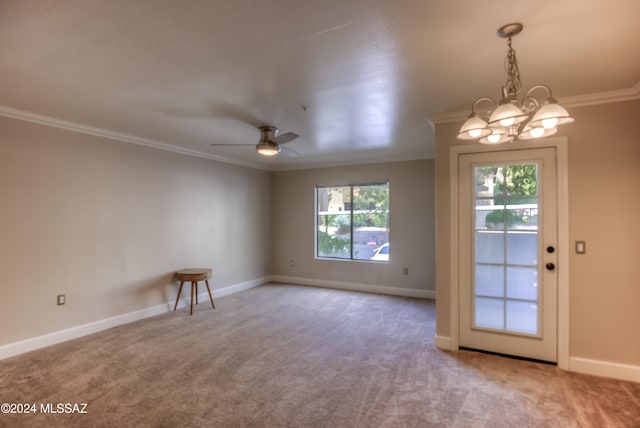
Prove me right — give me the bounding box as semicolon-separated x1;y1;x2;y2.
316;183;389;261
355;184;389;260
353;184;389;211
317;186;350;213
317;213;351;259
354;215;389;260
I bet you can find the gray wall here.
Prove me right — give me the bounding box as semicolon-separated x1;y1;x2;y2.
271;160;435;294
0;117;272;346
0;116;436;348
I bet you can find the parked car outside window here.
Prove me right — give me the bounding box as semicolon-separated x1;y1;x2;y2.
370;243;389;261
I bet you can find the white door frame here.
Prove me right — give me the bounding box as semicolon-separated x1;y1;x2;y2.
449;137;570;369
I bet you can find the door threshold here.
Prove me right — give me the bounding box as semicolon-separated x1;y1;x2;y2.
459;347;557;366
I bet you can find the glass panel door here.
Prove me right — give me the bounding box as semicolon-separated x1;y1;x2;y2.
458;147;558;363
474;163;540;336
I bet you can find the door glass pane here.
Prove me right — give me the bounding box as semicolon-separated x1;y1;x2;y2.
504;164;538;200
506;232;537;265
475;297;504;329
506;267;538;300
477;207;505;229
473;163;540;336
475;231;504;264
506;301;538;334
505;206;538;229
474;166;499;198
475;265;504;297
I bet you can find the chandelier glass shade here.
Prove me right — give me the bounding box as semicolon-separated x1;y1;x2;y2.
457;115;492;140
457;23;574;143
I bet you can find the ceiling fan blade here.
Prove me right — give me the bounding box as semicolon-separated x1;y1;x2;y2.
210;144;254;147
280;146;300;158
274;132;299;145
209;104;263;128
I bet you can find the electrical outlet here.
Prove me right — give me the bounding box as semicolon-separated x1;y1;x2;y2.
57;294;65;306
403;267;409;276
289;259;296;268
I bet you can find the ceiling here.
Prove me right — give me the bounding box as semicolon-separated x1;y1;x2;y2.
1;0;639;170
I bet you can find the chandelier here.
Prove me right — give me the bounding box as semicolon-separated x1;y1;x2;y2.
457;23;574;144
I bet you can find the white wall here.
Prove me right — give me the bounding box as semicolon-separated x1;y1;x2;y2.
0;117;271;346
271;160;435;297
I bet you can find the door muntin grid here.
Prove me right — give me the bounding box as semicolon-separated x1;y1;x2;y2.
472;163;542;337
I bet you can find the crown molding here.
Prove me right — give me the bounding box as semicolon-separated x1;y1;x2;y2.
2;81;637;167
429;81;640;124
0;105;267;170
272;151;434;172
561;81;640;108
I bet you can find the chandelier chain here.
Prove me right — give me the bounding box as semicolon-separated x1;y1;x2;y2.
504;37;521;96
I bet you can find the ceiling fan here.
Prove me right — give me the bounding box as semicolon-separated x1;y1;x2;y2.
211;126;300;157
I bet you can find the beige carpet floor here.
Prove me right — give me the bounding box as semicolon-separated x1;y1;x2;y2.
0;283;638;427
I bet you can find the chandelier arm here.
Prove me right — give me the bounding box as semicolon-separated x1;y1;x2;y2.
471;97;497;115
521;96;541;114
523;85;554;102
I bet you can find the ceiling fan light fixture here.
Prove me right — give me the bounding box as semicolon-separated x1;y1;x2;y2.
457;23;574;144
256;140;281;156
210;125;298;158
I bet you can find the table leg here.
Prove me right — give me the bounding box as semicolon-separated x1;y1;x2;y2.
174;281;185;311
195;282;199;305
205;280;215;309
190;282;195;315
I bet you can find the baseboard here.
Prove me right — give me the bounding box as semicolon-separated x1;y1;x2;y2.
434;335;457;351
0;277;266;361
427;339;640;383
174;276;268;309
269;275;435;299
0;303;169;361
569;356;640;383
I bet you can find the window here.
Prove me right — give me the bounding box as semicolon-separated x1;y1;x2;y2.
316;182;389;261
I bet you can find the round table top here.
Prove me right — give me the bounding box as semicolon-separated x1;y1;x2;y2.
175;268;212;281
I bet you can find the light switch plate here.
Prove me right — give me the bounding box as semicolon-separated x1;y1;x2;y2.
575;241;586;254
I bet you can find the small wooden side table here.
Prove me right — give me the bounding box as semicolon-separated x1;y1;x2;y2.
173;268;215;315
